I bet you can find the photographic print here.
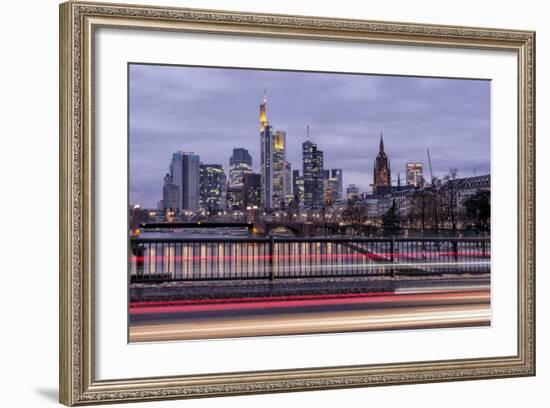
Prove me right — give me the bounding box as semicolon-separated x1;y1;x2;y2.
128;64;491;342
59;4;535;403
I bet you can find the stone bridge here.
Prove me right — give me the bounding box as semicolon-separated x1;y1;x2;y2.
255;220;343;236
138;220;344;237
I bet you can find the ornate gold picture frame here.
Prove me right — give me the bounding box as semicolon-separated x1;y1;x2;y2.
59;1;535;405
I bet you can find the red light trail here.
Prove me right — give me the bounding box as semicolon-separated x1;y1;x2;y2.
129;290;489;315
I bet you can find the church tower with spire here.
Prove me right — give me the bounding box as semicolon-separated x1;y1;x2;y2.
373;132;391;194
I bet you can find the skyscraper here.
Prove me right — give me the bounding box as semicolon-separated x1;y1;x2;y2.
243;173;261;209
324;170;343;203
170;151;200;210
406;162;424;188
259;89;268;131
292;169;303;203
227;148;251;209
295;177;304;204
272;130;287;208
162;173;180;212
302;139;314;205
346;184;360;201
259;92;273;209
229;148;252;187
302;128;324;207
283;161;293;204
199;164;226;211
331;169;343;201
323;170;330;202
373;133;391;194
292;170;299;197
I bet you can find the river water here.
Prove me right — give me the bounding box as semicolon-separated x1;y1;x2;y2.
129;228;490;280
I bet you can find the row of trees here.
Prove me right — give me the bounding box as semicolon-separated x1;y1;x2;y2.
340;188;490;237
340;169;490;236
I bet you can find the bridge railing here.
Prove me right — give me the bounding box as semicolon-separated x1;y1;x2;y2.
129;236;490;282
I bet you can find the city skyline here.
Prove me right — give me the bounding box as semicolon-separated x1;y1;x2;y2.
130;64;491;208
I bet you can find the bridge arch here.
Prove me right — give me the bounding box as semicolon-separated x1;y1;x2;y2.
320;224;341;234
264;223;303;236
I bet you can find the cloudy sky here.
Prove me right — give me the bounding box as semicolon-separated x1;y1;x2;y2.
129;63;490;208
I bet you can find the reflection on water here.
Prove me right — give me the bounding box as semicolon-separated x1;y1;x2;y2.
130;229;491;280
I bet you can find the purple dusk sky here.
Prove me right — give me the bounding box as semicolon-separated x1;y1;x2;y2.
129;63;491;208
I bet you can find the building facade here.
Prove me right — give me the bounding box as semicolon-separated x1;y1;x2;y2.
283;161;293;205
453;174;491;205
225;186;242;210
292;169;304;203
161;173;180;212
272;130;287;208
243;173;261;209
199;164;226;211
170;151;200;210
302;134;324;208
406;162;424;188
346;184;360;201
229;148;253;187
323;168;343;202
226;148;252;209
331;168;343;201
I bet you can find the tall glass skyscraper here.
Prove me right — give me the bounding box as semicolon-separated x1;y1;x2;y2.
331;168;343;201
292;169;303;203
302;129;324;208
283;161;293;204
324;169;343;203
259;93;273;209
272;130;287;208
229;148;252;187
170;151;200;210
258;92;294;209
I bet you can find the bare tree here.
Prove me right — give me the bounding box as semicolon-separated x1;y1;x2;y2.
442;168;460;233
319;197;335;236
407;185;444;232
407;188;428;231
342;199;367;236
